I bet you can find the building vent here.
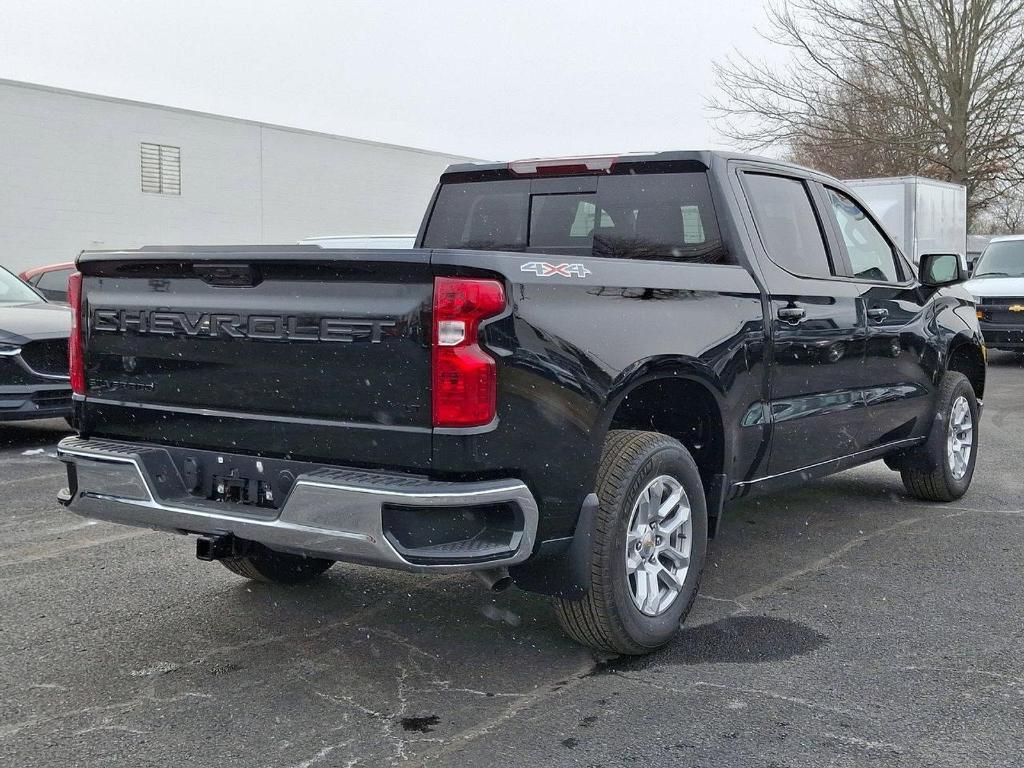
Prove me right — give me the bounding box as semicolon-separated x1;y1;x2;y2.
140;142;181;195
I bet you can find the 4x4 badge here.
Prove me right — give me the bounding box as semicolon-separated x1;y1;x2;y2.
521;261;592;278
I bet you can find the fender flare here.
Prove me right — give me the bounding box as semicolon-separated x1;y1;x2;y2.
598;355;728;435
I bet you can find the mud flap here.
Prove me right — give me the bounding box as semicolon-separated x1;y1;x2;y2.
706;473;728;539
509;493;598;600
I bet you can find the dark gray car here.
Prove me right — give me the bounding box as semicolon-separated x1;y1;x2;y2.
0;266;72;421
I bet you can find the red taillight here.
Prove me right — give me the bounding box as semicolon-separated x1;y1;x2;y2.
432;277;505;428
67;271;85;395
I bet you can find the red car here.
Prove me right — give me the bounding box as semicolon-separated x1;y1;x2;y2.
19;261;75;303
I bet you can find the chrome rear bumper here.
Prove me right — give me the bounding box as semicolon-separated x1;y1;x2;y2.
56;437;538;572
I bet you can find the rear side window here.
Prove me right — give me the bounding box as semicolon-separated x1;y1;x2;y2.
423;172;730;264
743;173;832;278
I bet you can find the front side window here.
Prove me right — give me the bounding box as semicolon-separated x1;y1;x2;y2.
423;172;729;264
743;173;833;278
826;188;900;282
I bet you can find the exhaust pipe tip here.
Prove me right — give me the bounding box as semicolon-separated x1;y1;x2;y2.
474;567;513;592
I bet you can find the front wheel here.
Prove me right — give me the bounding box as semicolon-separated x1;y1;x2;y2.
553;430;708;655
897;372;979;502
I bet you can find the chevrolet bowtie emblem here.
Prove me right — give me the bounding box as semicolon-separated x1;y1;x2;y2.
1009;305;1024;312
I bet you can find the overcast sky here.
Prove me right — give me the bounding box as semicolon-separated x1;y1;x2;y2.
0;0;780;160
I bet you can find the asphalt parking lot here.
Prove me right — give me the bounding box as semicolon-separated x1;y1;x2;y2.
1;354;1022;768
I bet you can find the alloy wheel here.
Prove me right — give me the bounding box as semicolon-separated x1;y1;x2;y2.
624;475;692;616
947;395;973;481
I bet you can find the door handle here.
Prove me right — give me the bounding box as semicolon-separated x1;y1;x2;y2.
777;306;806;323
867;307;890;322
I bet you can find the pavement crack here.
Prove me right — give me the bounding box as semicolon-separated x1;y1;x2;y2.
314;692;388;720
0;471;65;488
279;739;354;768
730;516;923;609
354;627;439;660
899;665;1024;686
410;680;526;698
173;577;459;668
73;724;150;737
406;655;597;767
696;593;749;611
0;530;150;568
824;732;903;753
608;670;862;718
0;682;212;741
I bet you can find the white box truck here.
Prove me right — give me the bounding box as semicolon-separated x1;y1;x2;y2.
845;176;967;268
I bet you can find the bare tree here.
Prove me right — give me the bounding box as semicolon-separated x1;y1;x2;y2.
976;190;1024;233
711;0;1024;222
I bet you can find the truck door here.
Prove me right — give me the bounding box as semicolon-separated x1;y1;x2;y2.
738;171;868;475
818;185;933;449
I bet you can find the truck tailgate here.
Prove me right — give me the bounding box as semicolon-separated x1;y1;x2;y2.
77;247;434;469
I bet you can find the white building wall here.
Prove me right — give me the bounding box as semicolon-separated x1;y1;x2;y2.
0;80;472;273
259;127;458;241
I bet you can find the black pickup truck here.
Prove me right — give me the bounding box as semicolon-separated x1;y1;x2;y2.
57;151;985;655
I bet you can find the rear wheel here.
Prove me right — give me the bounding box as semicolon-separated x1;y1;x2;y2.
220;543;334;584
896;372;979;502
553;430;708;655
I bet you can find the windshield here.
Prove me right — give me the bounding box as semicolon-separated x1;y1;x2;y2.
0;266;43;303
973;240;1024;277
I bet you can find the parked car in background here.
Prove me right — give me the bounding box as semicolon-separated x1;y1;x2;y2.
0;265;71;422
19;261;76;303
298;235;416;249
966;234;1024;352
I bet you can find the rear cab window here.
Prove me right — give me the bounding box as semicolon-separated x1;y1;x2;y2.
423;170;731;265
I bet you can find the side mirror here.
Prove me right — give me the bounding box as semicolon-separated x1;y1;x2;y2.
919;253;966;287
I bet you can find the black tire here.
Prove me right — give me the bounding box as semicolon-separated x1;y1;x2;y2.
897;372;979;502
552;429;708;655
220;543;334;584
